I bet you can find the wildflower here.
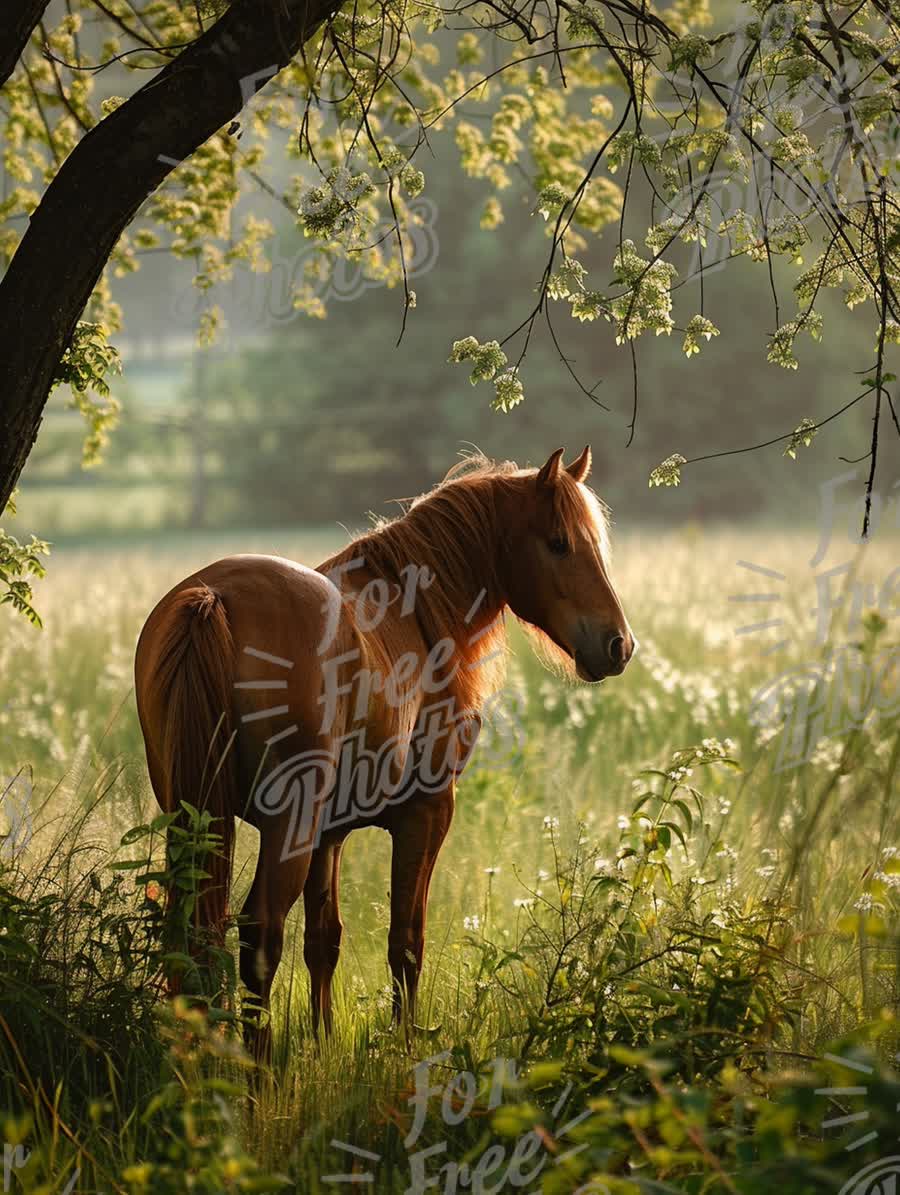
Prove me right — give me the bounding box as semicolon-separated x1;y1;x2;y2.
701;737;727;757
810;737;843;771
463;914;481;931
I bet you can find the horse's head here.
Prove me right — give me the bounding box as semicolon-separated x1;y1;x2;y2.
502;447;636;683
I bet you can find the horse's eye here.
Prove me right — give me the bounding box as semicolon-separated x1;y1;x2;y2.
548;535;569;557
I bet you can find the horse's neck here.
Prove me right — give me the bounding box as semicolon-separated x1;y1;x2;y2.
351;541;507;715
365;558;504;657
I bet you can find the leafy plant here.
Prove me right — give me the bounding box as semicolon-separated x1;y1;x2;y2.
0;526;48;627
120;1000;284;1195
51;322;122;468
113;801;238;1005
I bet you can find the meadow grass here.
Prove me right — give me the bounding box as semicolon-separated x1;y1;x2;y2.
1;523;898;1192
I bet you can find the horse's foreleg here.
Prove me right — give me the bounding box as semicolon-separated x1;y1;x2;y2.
303;837;344;1037
239;817;309;1064
388;788;454;1028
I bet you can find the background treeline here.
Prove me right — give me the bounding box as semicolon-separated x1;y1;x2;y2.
17;124;895;537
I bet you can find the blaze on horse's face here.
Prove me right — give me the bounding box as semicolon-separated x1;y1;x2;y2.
504;447;636;683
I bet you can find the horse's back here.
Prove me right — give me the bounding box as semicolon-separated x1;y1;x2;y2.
138;552;340;658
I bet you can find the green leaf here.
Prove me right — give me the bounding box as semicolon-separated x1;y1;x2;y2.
649;454;687;488
120;824;150;846
784;417;817;459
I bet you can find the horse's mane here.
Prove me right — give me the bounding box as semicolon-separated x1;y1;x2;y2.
318;452;608;711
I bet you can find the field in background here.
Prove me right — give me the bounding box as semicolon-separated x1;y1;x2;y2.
1;523;898;1191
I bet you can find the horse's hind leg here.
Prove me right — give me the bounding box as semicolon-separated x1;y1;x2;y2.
303;835;345;1037
387;787;454;1027
239;814;311;1063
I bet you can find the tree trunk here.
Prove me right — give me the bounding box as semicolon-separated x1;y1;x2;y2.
0;2;51;89
0;0;340;516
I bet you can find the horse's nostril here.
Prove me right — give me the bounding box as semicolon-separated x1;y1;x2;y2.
608;633;626;665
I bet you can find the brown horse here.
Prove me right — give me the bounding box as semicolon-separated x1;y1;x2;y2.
134;447;635;1054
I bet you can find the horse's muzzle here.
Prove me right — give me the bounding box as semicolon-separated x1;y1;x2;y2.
574;626;637;682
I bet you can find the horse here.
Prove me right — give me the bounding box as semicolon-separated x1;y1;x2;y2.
134;447;635;1056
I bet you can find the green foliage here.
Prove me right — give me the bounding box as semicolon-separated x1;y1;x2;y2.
0;794;257;1191
449;336;507;383
52;321;122;467
610;240;679;344
0;492;48;626
767;315;824;373
490;1039;900;1192
0;527;48;627
478;740;900;1191
0;813;166;1121
113;801;238;1002
682;314;720;358
120;1001;284;1195
493;368;525;413
491;740;801;1093
449;335;524;410
298;168;376;240
649;453;687;488
784;417;818;459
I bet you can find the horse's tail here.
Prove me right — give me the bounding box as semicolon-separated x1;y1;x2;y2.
151;584;237;948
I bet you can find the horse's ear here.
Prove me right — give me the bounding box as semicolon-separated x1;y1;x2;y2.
536;448;565;489
567;445;592;483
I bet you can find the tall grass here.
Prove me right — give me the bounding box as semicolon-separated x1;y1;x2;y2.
1;524;898;1192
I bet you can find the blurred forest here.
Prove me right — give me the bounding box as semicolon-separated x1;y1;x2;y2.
15;115;899;539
